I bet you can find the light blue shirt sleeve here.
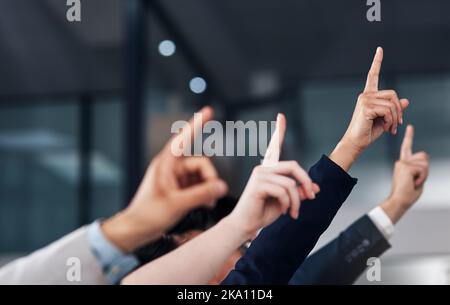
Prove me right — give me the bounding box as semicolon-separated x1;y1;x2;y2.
87;221;139;284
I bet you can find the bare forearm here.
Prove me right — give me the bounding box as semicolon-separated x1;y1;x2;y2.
101;211;165;254
329;138;362;172
379;198;409;224
122;216;252;285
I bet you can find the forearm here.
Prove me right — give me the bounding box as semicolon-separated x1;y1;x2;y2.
329;138;362;172
101;210;166;254
379;197;409;224
122;216;251;285
222;155;358;285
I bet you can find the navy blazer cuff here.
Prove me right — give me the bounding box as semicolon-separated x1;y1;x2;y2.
313;154;358;198
221;154;358;285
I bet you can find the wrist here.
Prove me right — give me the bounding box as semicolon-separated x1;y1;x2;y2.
221;214;257;244
379;197;409;224
101;210;163;254
329;138;363;172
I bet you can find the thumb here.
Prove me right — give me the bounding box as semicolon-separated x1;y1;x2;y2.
173;179;228;209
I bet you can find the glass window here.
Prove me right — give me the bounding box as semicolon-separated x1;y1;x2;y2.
0;102;79;252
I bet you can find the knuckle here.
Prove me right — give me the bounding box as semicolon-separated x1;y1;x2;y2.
420;152;430;160
253;166;263;175
387;89;396;96
359;94;368;103
365;100;374;108
287;160;299;168
417;152;426;158
288;179;296;187
276;191;286;202
201;156;213;164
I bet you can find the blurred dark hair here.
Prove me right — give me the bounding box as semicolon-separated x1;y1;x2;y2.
133;235;178;265
134;196;237;265
168;196;238;234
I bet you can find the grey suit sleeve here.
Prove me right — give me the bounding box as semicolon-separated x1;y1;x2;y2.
289;215;391;285
0;226;108;285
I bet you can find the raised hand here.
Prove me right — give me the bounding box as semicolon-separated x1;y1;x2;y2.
102;107;228;253
122;113;321;285
228;114;320;237
331;47;410;171
381;125;430;223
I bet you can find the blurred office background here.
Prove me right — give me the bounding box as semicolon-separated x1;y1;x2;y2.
0;0;449;284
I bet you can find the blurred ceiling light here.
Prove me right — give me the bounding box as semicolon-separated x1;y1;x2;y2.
158;40;176;57
189;77;207;94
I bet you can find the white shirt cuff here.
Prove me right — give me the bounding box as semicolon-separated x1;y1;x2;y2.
368;206;395;241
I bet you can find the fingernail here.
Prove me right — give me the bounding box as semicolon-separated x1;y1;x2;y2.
400;118;403;124
310;191;316;199
394;128;397;134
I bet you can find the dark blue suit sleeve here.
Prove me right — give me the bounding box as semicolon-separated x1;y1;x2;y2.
221;155;358;285
289;215;391;285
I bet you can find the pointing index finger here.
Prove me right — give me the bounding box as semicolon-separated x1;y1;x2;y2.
400;125;414;160
262;113;286;167
364;47;383;93
169;106;214;157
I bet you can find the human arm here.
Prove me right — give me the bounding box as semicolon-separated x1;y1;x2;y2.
290;125;429;285
122;114;319;284
222;47;410;285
